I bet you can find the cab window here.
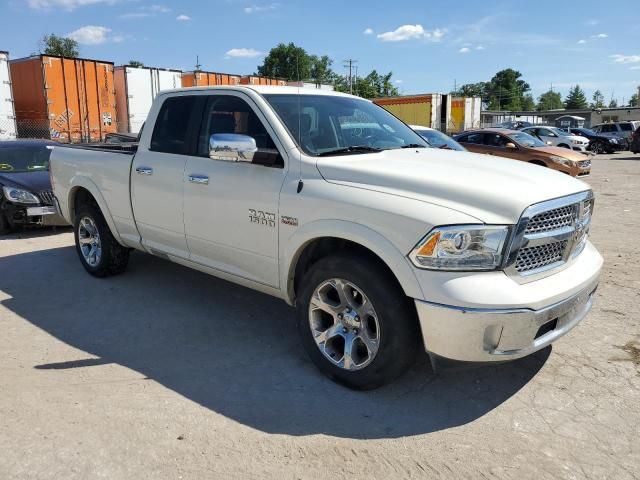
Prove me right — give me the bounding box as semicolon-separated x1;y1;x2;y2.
459;132;484;144
485;134;510;147
150;96;197;154
197;95;282;167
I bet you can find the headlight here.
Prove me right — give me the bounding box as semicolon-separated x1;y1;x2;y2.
409;225;509;270
549;155;573;166
609;138;618;144
2;186;40;204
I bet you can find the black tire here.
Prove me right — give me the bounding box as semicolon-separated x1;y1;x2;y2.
589;142;604;155
0;212;13;235
296;252;419;390
74;202;129;277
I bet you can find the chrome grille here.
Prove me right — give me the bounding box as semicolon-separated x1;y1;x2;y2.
515;241;568;272
37;190;55;206
506;191;593;280
525;205;576;235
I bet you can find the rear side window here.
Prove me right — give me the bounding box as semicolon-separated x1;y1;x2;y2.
620;123;633;131
150;96;197;154
461;133;484;144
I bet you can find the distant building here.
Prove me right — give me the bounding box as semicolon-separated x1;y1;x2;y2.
481;107;640;128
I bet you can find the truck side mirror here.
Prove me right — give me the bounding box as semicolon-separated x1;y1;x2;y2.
209;134;257;163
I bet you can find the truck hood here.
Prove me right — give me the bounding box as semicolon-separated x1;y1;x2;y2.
316;148;589;224
0;171;51;193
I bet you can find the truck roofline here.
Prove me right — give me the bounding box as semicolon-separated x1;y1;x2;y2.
156;85;360;99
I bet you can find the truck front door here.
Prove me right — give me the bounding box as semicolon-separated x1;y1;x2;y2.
183;93;287;287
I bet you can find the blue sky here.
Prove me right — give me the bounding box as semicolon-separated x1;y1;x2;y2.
1;0;639;103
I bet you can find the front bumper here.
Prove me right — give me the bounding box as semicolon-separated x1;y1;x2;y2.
2;202;68;227
413;242;602;362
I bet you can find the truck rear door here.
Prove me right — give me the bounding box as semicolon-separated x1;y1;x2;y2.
131;94;199;259
182;93;287;287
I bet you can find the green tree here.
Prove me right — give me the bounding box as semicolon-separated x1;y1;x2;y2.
334;70;399;99
608;98;618;108
308;55;333;85
591;89;605;108
128;60;145;68
452;82;487;98
522;94;536;111
629;93;639;107
256;42;312;81
40;34;79;57
537;90;563;111
564;85;589;109
484;69;531;111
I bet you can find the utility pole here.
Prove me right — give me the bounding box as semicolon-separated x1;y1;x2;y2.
343;59;358;95
195;55;201;71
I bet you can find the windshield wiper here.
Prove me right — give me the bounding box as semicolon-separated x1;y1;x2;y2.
316;145;383;157
400;143;428;149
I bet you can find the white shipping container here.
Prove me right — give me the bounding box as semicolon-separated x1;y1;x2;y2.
0;51;17;140
115;66;182;134
463;97;482;131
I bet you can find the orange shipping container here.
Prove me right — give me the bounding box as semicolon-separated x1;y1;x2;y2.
181;71;241;87
10;55;117;143
240;75;287;86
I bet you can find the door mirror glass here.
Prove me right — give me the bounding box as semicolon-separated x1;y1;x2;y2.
505;142;517;149
209;133;257;162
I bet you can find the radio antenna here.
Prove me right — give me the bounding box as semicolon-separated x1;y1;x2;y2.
296;54;303;193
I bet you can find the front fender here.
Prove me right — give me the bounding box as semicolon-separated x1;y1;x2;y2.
67;175;125;246
281;219;423;305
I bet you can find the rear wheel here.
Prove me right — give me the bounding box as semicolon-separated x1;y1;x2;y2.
589;141;604;154
296;253;418;390
74;203;129;277
558;143;570;149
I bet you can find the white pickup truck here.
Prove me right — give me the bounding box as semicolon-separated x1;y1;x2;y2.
50;86;603;389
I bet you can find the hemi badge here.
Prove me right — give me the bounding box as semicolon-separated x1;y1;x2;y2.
281;216;298;227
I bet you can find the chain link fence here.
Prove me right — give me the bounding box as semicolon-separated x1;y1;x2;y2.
0;118;133;143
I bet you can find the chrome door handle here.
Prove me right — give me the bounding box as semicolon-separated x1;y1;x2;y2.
136;166;153;175
188;174;209;185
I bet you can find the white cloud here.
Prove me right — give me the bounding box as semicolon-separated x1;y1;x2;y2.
363;28;374;35
27;0;116;10
584;19;599;26
611;54;640;64
120;5;170;19
243;3;279;14
120;12;151;18
66;25;113;45
592;33;608;38
225;48;263;58
377;24;445;42
459;47;470;53
476;45;485;50
394;79;403;84
577;39;587;44
176;14;191;21
630;66;640;70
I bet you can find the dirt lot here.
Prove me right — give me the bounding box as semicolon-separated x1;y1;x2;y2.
1;153;639;479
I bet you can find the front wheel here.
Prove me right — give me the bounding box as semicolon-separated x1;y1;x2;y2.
74;203;130;277
296;253;418;390
589;142;604;154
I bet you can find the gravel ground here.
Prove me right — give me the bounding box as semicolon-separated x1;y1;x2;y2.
1;153;639;479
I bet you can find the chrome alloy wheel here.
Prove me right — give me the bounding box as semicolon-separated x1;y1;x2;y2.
78;216;102;267
308;278;381;371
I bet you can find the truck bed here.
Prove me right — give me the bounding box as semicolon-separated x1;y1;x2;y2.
50;142;138;246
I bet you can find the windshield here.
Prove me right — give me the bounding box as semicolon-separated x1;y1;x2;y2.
548;127;571;137
263;94;428;156
508;132;547;148
575;128;594;135
414;129;466;151
0;145;53;173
